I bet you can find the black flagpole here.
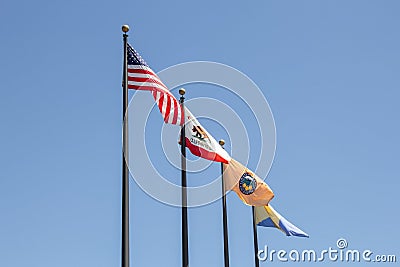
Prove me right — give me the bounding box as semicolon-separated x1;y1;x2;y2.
252;206;260;267
121;25;130;267
179;88;189;267
219;140;230;267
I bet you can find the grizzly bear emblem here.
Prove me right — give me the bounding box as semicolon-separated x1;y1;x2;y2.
192;125;209;140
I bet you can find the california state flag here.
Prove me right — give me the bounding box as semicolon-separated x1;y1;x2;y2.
184;108;231;163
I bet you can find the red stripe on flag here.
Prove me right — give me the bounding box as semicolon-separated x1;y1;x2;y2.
185;137;229;163
171;98;179;125
158;93;165;121
164;95;172;122
127;68;156;76
127;84;156;91
127;76;168;90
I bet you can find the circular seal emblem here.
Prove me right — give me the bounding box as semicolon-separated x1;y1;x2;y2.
239;172;257;195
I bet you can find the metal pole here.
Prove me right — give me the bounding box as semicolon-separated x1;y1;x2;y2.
179;88;189;267
219;140;230;267
252;206;260;267
121;24;130;267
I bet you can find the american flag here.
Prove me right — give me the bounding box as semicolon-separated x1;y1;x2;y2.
127;44;184;125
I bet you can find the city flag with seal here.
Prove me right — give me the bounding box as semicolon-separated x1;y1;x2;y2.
223;158;274;206
183;108;231;164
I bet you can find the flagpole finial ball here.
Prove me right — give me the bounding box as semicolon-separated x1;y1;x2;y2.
179;88;186;95
219;139;225;146
122;25;130;33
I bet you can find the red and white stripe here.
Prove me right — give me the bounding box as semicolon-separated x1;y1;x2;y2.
127;65;184;125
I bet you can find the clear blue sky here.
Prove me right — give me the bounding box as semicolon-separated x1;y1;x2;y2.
1;0;399;266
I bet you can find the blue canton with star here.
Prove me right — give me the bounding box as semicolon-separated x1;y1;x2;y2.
127;44;149;67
